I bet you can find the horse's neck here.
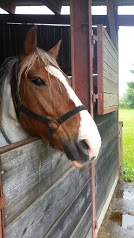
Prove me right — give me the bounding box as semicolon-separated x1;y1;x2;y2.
0;76;29;147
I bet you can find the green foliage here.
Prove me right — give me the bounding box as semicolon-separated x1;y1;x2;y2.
119;109;134;182
120;81;134;108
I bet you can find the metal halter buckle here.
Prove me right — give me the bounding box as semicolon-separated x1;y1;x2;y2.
48;119;60;130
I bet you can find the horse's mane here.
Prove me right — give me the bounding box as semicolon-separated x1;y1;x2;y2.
0;47;60;90
0;57;17;126
18;47;60;84
0;48;61;125
0;57;17;90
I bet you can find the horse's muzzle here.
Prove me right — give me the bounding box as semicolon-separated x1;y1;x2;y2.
63;139;89;164
77;139;89;155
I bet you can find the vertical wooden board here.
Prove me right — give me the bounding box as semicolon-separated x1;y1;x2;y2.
70;0;90;109
106;0;118;49
97;25;119;115
0;212;3;238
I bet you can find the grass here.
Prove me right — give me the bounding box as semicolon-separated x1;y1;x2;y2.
119;108;134;182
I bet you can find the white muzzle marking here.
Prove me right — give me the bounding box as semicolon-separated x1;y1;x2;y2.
46;65;101;160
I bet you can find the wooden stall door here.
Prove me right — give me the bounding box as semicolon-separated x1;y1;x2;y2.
97;24;119;115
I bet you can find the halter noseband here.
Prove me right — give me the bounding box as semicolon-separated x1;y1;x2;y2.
11;59;87;143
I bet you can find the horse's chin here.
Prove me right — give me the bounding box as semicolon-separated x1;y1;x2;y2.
71;161;86;168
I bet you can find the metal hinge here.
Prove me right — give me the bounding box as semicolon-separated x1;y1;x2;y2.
92;93;98;103
0;196;4;210
92;93;102;103
92;34;98;44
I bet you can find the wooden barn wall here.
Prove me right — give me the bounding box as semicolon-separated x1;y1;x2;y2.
0;141;92;238
94;110;118;221
0;24;71;75
0;112;118;238
0;23;118;238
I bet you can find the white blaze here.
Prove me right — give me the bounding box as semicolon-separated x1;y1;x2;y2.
47;65;101;159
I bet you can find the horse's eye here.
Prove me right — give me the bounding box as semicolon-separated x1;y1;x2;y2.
32;78;45;86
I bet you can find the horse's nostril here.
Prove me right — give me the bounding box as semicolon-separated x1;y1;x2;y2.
78;139;89;155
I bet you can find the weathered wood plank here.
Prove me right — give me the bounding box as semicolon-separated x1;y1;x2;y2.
41;0;62;14
45;180;91;238
104;77;118;94
4;165;90;238
104;93;118;108
0;137;38;154
95;111;118;141
96;138;118;218
106;0;118;49
70;205;92;238
97;25;119;115
103;46;118;73
1;141;72;227
0;0;16;14
103;62;118;84
103;32;117;60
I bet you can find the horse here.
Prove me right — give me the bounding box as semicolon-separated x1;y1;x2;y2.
0;26;101;168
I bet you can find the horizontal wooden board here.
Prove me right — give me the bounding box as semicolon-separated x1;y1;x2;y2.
97;24;119;115
70;205;92;238
0;110;119;238
103;62;118;84
103;48;118;74
96;138;118;219
45;180;91;238
96;111;118;141
4;165;90;238
104;77;118;94
1;140;72;227
104;93;118;108
103;33;117;62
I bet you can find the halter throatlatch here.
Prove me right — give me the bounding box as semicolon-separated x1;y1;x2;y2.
11;59;87;143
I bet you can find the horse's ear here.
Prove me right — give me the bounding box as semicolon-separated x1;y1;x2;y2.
48;40;61;58
24;26;37;55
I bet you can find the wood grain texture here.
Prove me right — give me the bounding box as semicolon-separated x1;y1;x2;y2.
97;24;119;115
70;205;92;238
4;166;90;238
0;139;91;238
45;180;91;238
1;140;71;227
95;111;118;222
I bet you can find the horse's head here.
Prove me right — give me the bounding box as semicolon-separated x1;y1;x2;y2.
13;26;101;168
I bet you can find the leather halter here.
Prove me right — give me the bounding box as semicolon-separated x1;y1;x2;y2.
11;59;87;142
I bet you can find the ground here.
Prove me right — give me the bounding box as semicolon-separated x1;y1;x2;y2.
97;182;134;238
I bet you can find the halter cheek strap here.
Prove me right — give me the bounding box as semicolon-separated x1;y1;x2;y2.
11;59;87;143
